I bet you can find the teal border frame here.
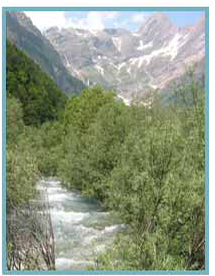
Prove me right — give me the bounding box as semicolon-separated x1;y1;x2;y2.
2;6;209;275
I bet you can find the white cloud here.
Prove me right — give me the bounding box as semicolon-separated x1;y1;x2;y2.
102;11;120;19
85;12;105;29
24;11;120;31
24;11;66;31
130;13;147;24
61;12;104;30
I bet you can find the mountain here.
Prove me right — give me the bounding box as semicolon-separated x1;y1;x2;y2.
44;12;205;103
6;12;86;96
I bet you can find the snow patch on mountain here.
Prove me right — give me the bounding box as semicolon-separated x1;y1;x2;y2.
149;84;158;89
75;30;83;36
130;56;146;68
128;32;193;68
118;62;126;70
127;67;131;75
90;29;99;36
136;33;189;65
137;41;153;51
112;37;122;52
95;64;105;75
133;32;141;37
64;54;71;67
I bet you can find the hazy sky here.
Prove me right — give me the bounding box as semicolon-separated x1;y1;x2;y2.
24;11;204;32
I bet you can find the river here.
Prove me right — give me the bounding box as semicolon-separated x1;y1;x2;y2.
38;179;124;270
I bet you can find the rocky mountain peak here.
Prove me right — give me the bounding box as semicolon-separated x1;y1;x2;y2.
44;26;60;35
139;12;172;29
6;11;86;95
43;11;205;102
9;11;42;38
138;12;178;44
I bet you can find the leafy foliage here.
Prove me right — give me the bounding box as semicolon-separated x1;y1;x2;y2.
6;97;38;210
64;85;115;133
6;39;205;271
57;79;205;270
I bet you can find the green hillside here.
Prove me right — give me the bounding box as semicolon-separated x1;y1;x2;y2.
6;40;67;126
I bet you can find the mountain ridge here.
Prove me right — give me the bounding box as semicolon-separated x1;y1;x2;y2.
44;12;205;103
6;11;86;96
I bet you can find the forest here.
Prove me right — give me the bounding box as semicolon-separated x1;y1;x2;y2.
6;40;205;270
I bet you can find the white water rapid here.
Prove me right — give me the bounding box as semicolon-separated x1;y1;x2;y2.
38;179;124;270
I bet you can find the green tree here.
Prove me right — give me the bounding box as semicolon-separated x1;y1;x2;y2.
6;40;66;126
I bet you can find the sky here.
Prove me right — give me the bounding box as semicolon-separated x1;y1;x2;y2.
24;11;204;32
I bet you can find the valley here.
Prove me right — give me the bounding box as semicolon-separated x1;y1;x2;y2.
5;10;206;272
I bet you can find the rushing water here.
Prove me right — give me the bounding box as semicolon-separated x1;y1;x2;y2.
38;179;123;270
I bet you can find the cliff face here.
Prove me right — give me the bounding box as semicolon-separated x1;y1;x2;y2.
6;12;86;96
